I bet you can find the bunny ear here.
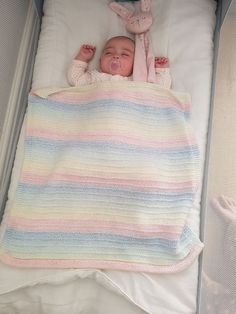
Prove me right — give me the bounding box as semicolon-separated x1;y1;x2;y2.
109;2;133;19
140;0;151;12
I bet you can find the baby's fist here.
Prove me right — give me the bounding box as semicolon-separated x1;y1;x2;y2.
155;57;169;68
75;44;96;62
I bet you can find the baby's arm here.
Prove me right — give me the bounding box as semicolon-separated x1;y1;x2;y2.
68;44;96;86
155;57;172;89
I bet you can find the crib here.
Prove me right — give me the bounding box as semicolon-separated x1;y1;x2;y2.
0;0;235;313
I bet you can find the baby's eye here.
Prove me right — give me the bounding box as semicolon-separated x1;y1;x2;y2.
122;53;129;57
105;52;112;55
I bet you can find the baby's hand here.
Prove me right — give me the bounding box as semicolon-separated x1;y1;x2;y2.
155;57;169;68
75;44;96;62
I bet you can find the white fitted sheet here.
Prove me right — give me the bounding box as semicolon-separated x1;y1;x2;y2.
0;0;216;313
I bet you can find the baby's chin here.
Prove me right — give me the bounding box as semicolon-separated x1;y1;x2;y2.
100;68;130;77
109;70;124;76
100;63;130;77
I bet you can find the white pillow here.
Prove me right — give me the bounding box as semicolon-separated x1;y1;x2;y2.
31;0;172;89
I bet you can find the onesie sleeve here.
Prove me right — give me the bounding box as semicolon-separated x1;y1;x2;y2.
155;68;172;89
67;60;92;86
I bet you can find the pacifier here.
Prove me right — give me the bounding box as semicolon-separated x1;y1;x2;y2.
109;59;121;72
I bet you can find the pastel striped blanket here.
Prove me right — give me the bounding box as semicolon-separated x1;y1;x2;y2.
0;81;203;273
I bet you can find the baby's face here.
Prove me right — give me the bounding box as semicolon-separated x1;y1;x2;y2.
100;37;135;77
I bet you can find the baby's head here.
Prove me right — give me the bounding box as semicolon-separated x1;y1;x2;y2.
100;36;135;77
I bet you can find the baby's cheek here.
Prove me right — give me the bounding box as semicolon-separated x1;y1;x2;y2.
123;61;133;75
100;59;109;72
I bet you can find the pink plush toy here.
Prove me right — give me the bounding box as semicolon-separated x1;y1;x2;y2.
109;0;156;83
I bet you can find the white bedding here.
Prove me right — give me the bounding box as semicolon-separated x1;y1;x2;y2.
0;0;216;313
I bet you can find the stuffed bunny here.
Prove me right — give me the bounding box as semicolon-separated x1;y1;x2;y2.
109;0;156;83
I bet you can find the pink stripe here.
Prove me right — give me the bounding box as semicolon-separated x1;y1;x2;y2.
8;217;182;239
21;172;197;191
27;129;196;148
0;244;203;273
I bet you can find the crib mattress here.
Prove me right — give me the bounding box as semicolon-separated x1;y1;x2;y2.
0;0;216;313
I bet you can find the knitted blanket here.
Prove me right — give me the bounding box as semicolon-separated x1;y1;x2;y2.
0;81;203;273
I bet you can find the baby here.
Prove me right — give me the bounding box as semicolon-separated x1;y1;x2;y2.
68;35;171;88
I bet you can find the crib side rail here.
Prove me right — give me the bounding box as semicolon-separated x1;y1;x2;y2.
0;0;41;222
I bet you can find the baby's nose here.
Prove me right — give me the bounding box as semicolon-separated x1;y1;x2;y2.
113;54;120;59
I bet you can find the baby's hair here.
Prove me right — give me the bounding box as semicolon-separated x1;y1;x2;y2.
105;36;135;46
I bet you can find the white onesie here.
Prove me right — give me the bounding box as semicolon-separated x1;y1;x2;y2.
68;60;171;88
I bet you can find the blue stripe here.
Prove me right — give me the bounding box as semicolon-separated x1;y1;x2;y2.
25;137;199;158
17;182;195;201
5;226;194;252
29;95;186;117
